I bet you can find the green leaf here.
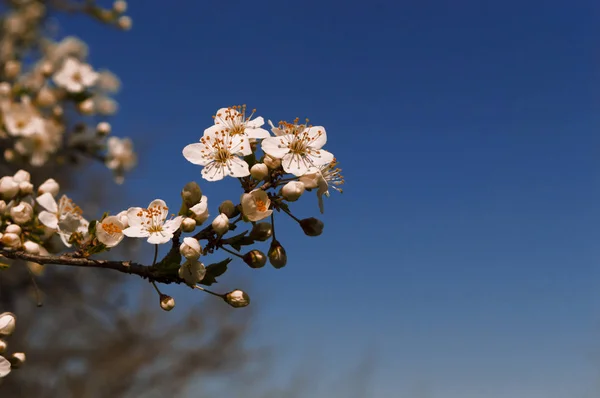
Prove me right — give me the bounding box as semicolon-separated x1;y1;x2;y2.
200;258;231;286
88;220;97;236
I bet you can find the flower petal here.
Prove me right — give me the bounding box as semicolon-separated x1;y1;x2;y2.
122;225;149;238
307;149;334;167
126;207;145;227
305;126;327;149
0;356;11;378
281;153;312;176
261;136;290;159
148;199;168;224
36;192;58;213
147;232;171;244
227;157;250;178
38;211;58;229
201;162;226;181
163;216;183;234
183;143;211;166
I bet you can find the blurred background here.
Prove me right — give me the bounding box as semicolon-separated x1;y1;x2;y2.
1;0;600;397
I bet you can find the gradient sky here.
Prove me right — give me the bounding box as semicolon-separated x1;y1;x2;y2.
59;0;600;397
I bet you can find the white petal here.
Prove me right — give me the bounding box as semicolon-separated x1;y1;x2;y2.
0;356;10;378
36;193;58;213
227;157;250;178
147;232;171;244
261;136;290;159
162;216;183;234
245;127;270;139
183;143;211;166
126;207;144;227
201;162;226;181
122;225;149;238
281;153;311;176
148;199;168;224
305;126;327;149
38;211;58;229
246;116;264;129
307;149;334;167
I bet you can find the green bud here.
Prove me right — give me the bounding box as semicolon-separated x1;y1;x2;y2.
243;249;267;269
299;217;324;237
224;289;250;308
218;200;239;218
181;182;202;208
268;240;287;269
249;222;273;241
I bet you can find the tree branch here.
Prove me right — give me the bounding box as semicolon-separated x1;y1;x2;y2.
0;249;182;284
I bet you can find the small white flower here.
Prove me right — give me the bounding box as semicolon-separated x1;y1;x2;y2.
210;105;270;142
0;312;15;336
37;178;60;196
10;202;33;224
183;129;250;181
0;177;19;199
212;213;229;235
261;120;334;176
122;199;182;244
189;196;209;224
3;101;45;137
105;137;137;184
180;237;201;260
96;215;125;248
14;119;62;166
241;190;272;222
0;356;10;378
178;259;206;286
299;160;344;214
281;181;305;202
36;193;88;247
53;57;98;93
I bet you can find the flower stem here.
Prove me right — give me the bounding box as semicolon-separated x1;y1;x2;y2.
150;244;161;295
280;206;301;223
270;212;277;240
219;245;243;258
193;284;224;298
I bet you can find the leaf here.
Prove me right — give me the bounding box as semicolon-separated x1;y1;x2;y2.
199;258;231;286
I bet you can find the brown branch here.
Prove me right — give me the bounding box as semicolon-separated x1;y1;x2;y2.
0;249;182;285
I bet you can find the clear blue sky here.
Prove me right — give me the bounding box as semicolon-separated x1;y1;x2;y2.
61;0;599;397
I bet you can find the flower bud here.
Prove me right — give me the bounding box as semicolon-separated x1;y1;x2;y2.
243;249;267;269
263;155;281;169
117;15;132;30
249;222;272;241
18;181;33;195
180;237;201;260
181;217;196;232
224;289;250;308
13;170;30;183
250;163;269;180
4;60;21;79
211;213;229;235
5;224;21;235
40;61;53;77
268;240;287;269
0;177;18;199
189;198;209;224
0;82;11;96
218;200;238;218
1;233;21;249
9;352;25;368
0;340;6;354
10;202;33;224
96;121;111;136
37;178;60;196
52;105;63;117
23;240;40;255
281;181;305;202
299;217;324;237
178;259;206;286
0;312;16;336
159;294;175;311
78;98;94;115
181;181;202;208
37;85;57;108
113;0;127;13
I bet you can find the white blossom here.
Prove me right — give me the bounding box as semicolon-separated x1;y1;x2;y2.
37;178;60;196
96;215;125;248
262;121;334;176
241;190;272;222
211;213;229;235
105;136;137;184
53;57;98;92
0;356;10;378
281;181;305;202
36;193;88;247
10;202;33;224
180;237;201;260
0;312;16;336
299;160;344;214
178;259;206;286
250;163;269;180
189;196;209;224
122;199;182;244
210;106;270;142
183;129;250;181
3;100;45;137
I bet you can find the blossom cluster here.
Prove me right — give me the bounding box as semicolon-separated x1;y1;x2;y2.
0;0;137;184
0;312;25;379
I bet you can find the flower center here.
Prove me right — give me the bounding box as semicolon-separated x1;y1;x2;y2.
214;147;232;164
102;222;122;234
255;199;267;212
147;224;163;233
72;71;83;83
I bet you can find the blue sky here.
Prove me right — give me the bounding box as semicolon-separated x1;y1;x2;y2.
60;0;600;396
